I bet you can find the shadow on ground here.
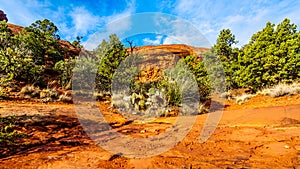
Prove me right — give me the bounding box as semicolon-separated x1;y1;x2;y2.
0;114;91;158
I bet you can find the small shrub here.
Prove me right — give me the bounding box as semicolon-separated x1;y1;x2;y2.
53;58;75;89
19;85;41;98
39;88;58;102
0;116;26;145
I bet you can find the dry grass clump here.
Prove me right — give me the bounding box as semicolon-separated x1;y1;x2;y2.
235;94;256;105
258;82;300;98
40;88;59;101
232;82;300;104
19;85;40;98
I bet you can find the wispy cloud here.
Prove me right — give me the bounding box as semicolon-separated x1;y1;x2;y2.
83;1;136;50
0;0;46;26
69;7;102;36
172;0;300;46
1;0;299;48
143;35;163;45
63;0;135;42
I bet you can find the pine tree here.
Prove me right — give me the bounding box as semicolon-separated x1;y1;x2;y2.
236;18;300;90
94;34;128;93
214;29;239;89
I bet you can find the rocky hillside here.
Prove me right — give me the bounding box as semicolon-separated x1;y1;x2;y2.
7;23;81;59
127;44;209;70
128;44;209;58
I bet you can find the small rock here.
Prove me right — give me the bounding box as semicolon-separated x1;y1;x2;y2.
284;145;290;149
294;145;300;151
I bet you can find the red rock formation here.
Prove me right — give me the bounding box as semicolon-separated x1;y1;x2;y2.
127;44;209;59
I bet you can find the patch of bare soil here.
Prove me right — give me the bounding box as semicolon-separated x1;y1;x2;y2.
0;95;300;169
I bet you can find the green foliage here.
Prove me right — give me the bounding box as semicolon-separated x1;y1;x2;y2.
0;36;43;84
126;57;207;110
183;55;211;100
0;116;26;145
160;77;182;106
27;19;60;39
0;21;12;50
0;19;64;87
72;36;83;48
236;18;300;90
94;34;128;93
23;19;64;65
72;56;98;91
202;48;226;93
214;29;239;89
54;58;76;89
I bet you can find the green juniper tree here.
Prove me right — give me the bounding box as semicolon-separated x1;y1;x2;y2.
94;34;128;94
214;29;239;89
236;18;300;91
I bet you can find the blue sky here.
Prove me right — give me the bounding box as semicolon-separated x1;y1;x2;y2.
1;0;300;49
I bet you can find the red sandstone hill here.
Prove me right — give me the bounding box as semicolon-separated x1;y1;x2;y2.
7;23;209;60
7;23;81;59
127;44;209;58
126;44;209;71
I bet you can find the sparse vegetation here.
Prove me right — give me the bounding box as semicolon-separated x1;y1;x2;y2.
0;116;26;145
0;16;299;108
53;58;76;90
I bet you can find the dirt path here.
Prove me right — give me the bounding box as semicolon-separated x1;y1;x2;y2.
0;98;299;169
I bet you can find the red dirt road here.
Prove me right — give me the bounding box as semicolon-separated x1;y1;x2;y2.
0;95;299;169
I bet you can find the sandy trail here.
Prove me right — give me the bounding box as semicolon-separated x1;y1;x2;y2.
0;99;299;169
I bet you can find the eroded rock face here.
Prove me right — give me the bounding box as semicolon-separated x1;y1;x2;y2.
126;44;209;72
127;44;209;59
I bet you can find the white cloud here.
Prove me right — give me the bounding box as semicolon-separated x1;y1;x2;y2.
69;7;102;36
162;36;180;45
83;1;136;50
172;0;300;47
0;0;45;26
143;35;162;45
153;14;210;47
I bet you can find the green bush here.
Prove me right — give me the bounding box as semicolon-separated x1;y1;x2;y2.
0;19;64;87
183;55;211;100
53;58;76;89
127;56;210;111
94;34;128;94
0;116;26;145
0;41;44;85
